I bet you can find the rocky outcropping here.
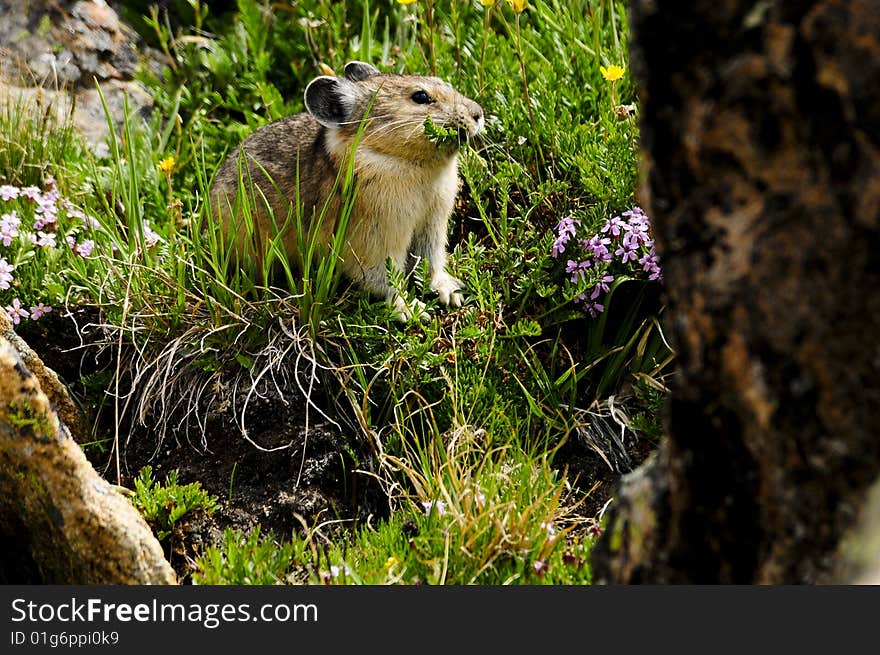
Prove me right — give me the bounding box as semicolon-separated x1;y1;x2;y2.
0;0;155;153
0;312;175;584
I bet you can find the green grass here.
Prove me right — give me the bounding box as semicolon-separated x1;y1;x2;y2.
195;425;597;585
0;0;670;584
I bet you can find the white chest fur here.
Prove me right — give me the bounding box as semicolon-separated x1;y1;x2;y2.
326;129;459;266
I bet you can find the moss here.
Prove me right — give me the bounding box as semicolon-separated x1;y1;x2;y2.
37;14;52;39
4;398;54;437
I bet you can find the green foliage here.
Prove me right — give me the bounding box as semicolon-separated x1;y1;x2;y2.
0;91;84;189
131;466;219;542
423;115;458;147
193;526;303;585
627;375;667;441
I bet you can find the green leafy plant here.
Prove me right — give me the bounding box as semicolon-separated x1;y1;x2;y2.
423;115;458;148
131;466;218;542
193;526;303;585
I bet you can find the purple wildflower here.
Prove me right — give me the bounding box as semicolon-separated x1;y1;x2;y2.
622;206;649;230
34;194;59;230
556;215;580;238
551;215;581;258
1;211;20;246
584;234;612;262
34;213;57;231
601;215;628;237
5;298;29;324
590;274;614;300
557;206;660;318
77;239;95;257
565;259;591;283
615;240;638;264
640;248;663;281
68;237;95;258
35;231;56;248
0;185;19;201
0;257;13;290
29;303;52;320
19;186;41;202
584;301;604;318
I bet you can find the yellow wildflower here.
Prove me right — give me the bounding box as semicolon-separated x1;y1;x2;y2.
600;64;626;83
506;0;527;12
397;0;417;4
157;156;175;174
481;0;495;6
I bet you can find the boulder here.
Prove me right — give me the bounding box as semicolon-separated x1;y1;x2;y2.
0;312;175;584
0;0;155;154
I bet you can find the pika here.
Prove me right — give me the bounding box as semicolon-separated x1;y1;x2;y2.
210;61;484;320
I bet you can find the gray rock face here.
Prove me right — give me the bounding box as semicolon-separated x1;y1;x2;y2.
0;0;156;153
0;0;138;86
0;311;176;584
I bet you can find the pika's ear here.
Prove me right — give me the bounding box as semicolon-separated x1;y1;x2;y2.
344;61;380;82
304;76;357;128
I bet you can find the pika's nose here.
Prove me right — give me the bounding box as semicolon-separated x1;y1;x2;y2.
472;108;483;123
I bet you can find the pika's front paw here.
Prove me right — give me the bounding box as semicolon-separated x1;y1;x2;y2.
431;273;464;308
390;294;429;323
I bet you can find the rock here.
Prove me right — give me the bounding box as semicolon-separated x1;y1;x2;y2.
0;0;137;86
0;0;156;154
0;322;175;584
834;476;880;584
0;309;88;440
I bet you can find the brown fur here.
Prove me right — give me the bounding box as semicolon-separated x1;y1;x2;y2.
210;62;484;319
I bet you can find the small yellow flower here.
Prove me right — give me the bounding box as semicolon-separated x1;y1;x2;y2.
397;0;418;4
600;64;626;83
480;0;496;6
506;0;527;12
157;156;175;174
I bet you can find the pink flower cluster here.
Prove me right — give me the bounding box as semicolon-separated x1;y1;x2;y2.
551;206;662;317
0;176;96;325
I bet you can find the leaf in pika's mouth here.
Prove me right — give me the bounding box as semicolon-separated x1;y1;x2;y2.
423;116;459;148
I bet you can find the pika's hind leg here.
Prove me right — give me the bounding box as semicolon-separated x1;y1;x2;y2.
410;220;464;308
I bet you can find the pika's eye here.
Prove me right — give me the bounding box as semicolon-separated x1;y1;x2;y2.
411;90;433;104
